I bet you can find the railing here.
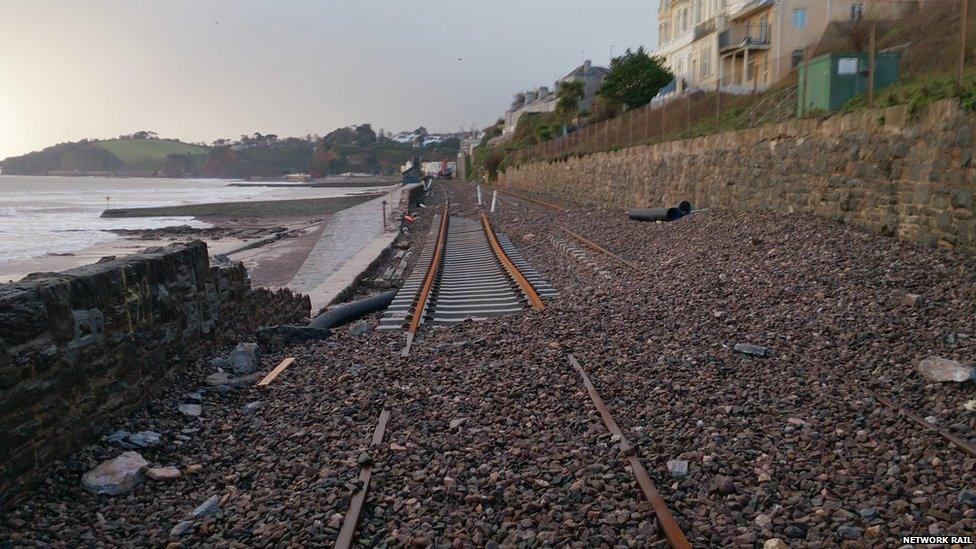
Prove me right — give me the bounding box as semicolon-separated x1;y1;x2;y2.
693;17;718;41
719;23;771;51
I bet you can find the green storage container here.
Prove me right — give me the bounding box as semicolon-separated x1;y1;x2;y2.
797;52;900;115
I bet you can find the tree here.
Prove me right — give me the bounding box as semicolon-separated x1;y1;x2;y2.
511;92;527;109
597;46;673;110
556;80;585;121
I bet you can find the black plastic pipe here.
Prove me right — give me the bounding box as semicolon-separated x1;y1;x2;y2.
309;290;397;331
677;201;693;216
627;207;683;222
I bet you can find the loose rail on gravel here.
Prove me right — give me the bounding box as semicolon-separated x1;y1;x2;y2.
496;188;568;212
568;354;691;549
559;226;639;270
335;409;391;549
379;208;555;354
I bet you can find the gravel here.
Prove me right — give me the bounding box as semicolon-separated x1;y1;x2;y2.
2;181;974;546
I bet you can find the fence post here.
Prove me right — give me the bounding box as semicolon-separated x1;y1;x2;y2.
662;102;667;136
960;0;969;89
685;94;691;135
868;19;876;107
715;80;722;130
801;47;812;117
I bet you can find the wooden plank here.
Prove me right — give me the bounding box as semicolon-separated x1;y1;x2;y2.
256;357;295;388
335;409;391;549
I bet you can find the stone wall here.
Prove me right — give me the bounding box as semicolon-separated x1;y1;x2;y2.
0;241;309;506
499;99;976;253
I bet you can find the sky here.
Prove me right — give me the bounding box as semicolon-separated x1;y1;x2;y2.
0;0;660;159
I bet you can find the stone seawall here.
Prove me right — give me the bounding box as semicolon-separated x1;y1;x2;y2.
499;99;976;253
0;241;309;506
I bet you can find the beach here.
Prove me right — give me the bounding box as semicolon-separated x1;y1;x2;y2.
0;175;400;285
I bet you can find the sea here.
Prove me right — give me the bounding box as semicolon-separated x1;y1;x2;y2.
0;175;384;263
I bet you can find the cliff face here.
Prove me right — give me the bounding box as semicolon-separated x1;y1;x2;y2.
0;241;310;507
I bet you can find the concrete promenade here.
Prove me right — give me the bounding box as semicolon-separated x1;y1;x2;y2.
288;184;419;313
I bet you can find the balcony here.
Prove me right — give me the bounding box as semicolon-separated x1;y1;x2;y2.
719;23;771;53
693;17;717;41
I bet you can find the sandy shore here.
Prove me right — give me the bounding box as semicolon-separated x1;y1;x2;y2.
0;192;388;286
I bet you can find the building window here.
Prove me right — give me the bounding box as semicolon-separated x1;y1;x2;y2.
700;47;711;77
793;7;808;28
851;2;865;21
695;0;703;24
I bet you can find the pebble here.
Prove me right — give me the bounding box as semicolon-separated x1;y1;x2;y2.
763;538;788;549
184;464;203;475
733;343;772;357
178;403;202;418
837;525;863;540
145;467;181;481
666;459;689;478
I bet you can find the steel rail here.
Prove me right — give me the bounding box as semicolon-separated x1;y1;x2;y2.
335;408;391;549
402;205;449;355
559;226;639;270
567;354;691;549
867;389;976;459
496;188;568;212
480;212;545;311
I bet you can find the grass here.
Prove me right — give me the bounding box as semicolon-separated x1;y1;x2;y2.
95;138;209;164
843;71;976;117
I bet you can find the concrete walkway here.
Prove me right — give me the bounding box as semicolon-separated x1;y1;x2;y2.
288;184;419;313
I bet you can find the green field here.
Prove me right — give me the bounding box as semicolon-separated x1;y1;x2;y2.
95;138;209;164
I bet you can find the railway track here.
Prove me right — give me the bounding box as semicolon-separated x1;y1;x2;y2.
378;206;556;353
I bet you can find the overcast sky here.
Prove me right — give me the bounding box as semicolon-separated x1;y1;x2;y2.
0;1;660;159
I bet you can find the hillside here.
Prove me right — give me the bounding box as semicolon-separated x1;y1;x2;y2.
95;138;208;164
0;137;210;176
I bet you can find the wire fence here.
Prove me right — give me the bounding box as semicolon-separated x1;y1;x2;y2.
510;0;972;166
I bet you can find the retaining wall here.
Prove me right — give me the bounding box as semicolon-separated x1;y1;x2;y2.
0;241;309;506
499;99;976;253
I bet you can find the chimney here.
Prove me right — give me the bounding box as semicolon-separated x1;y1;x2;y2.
583;59;592;74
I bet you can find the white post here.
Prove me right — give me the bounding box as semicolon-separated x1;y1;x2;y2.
490;190;499;212
476;185;483;206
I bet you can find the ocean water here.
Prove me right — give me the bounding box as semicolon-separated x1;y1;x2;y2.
0;176;384;262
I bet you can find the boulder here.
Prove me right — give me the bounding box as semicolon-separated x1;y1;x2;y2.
127;431;161;448
227;342;261;375
918;356;974;383
179;403;202;418
81;451;148;495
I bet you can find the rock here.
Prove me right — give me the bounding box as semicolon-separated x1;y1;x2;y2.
184;464;203;475
784;523;808;539
866;525;882;538
449;418;466;429
714;476;736;495
763;538;788;549
918;356;974;383
348;322;370;336
904;293;924;307
105;430;130;444
242;401;264;413
327;513;343;528
146;466;181;481
733;343;772;357
227;342;261;375
522;233;536;242
666;459;689;478
357;452;373;466
189;495;220;519
389;442;407;452
837;526;863;540
170;520;194;537
959;489;976;506
858;508;878;520
205;371;231;386
963;399;976;412
81;451;148;495
126;431;161;448
184;391;203;402
924;415;938;425
755;513;772;529
178;404;202;418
